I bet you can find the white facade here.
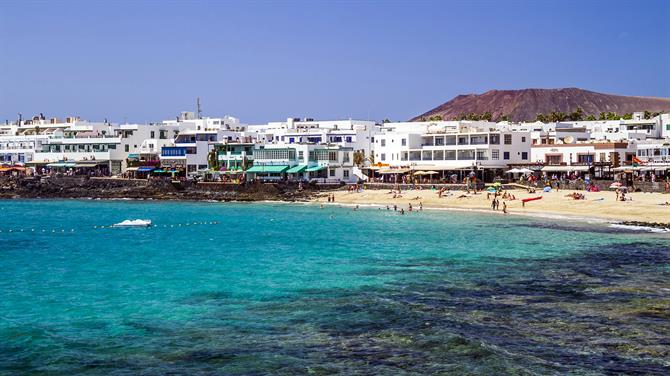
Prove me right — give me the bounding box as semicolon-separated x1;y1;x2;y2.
374;121;532;171
249;143;356;183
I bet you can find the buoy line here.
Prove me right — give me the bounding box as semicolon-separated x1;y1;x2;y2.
0;221;220;234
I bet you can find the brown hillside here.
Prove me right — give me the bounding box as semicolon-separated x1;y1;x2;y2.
412;88;670;122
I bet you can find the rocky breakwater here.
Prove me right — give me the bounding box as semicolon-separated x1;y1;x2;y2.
0;176;318;202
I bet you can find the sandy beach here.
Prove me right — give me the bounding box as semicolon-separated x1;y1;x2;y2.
314;187;670;225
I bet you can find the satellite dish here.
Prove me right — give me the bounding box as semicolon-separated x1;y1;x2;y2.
564;136;575;144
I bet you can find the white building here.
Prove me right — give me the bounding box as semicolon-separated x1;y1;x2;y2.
246;143;356;183
373;121;532;177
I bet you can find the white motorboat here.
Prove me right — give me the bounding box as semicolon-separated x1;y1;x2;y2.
112;219;152;228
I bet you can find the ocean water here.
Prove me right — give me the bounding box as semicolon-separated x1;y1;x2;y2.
0;200;668;375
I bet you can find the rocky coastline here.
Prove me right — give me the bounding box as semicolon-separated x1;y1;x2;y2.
0;176;322;202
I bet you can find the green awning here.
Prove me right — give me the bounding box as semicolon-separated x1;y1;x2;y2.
286;165;307;173
305;165;326;172
47;162;76;168
246;165;289;173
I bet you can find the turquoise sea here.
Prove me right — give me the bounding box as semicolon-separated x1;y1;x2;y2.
0;200;668;375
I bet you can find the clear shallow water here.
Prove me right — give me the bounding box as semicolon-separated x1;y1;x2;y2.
0;200;668;375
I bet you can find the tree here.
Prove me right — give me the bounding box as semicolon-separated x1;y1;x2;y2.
481;111;492;121
569;107;584;121
547;111;568;122
598;112;607;120
207;150;218;169
536;113;547;122
622;113;633;120
500;114;510;122
382;118;391;123
643;110;652;119
353;151;367;166
605;112;619;120
586;115;596;121
428;115;443;121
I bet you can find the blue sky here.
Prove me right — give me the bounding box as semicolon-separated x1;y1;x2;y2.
1;0;668;124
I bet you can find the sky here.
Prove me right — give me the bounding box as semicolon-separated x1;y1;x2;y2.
1;0;669;124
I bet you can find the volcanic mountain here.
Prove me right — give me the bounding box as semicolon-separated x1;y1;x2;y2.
412;88;670;122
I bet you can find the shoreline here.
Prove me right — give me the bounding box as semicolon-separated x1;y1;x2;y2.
310;188;670;231
3;193;668;233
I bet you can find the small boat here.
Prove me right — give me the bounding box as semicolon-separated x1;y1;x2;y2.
522;196;543;203
112;219;152;228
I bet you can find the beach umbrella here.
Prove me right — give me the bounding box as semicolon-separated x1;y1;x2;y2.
425;171;439;175
413;171;426;175
492;182;502;187
505;168;520;174
610;182;622;188
487;187;497;193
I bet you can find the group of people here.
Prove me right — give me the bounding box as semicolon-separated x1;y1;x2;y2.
490;196;507;214
565;192;586;200
383;202;422;215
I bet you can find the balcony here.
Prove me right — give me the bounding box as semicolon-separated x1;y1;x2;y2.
161;147;187;157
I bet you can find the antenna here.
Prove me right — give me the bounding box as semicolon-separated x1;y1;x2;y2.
197;97;202;119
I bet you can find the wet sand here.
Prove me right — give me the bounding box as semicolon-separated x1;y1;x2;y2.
315;188;670;225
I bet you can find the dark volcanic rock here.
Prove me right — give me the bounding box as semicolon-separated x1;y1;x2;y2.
0;176;323;202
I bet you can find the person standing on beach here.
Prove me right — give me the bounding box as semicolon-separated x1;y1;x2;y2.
503;202;507;214
491;199;496;210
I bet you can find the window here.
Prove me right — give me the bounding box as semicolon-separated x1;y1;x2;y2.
445;150;456;160
343;170;349;179
503;152;510;160
381;139;386;147
577;154;593;164
476;150;488;160
422;151;432;160
458;136;469;145
434;137;444;146
457;150;475;160
521;136;526;142
433;150;444;160
125;145;129;152
491;149;499;160
504;134;512;144
401;152;408;161
329;169;336;177
298;151;304;160
546;155;562;165
343;152;350;163
471;135;487;145
381;153;386;161
521;152;528;160
401;138;406;146
490;134;500;144
150;131;155;138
